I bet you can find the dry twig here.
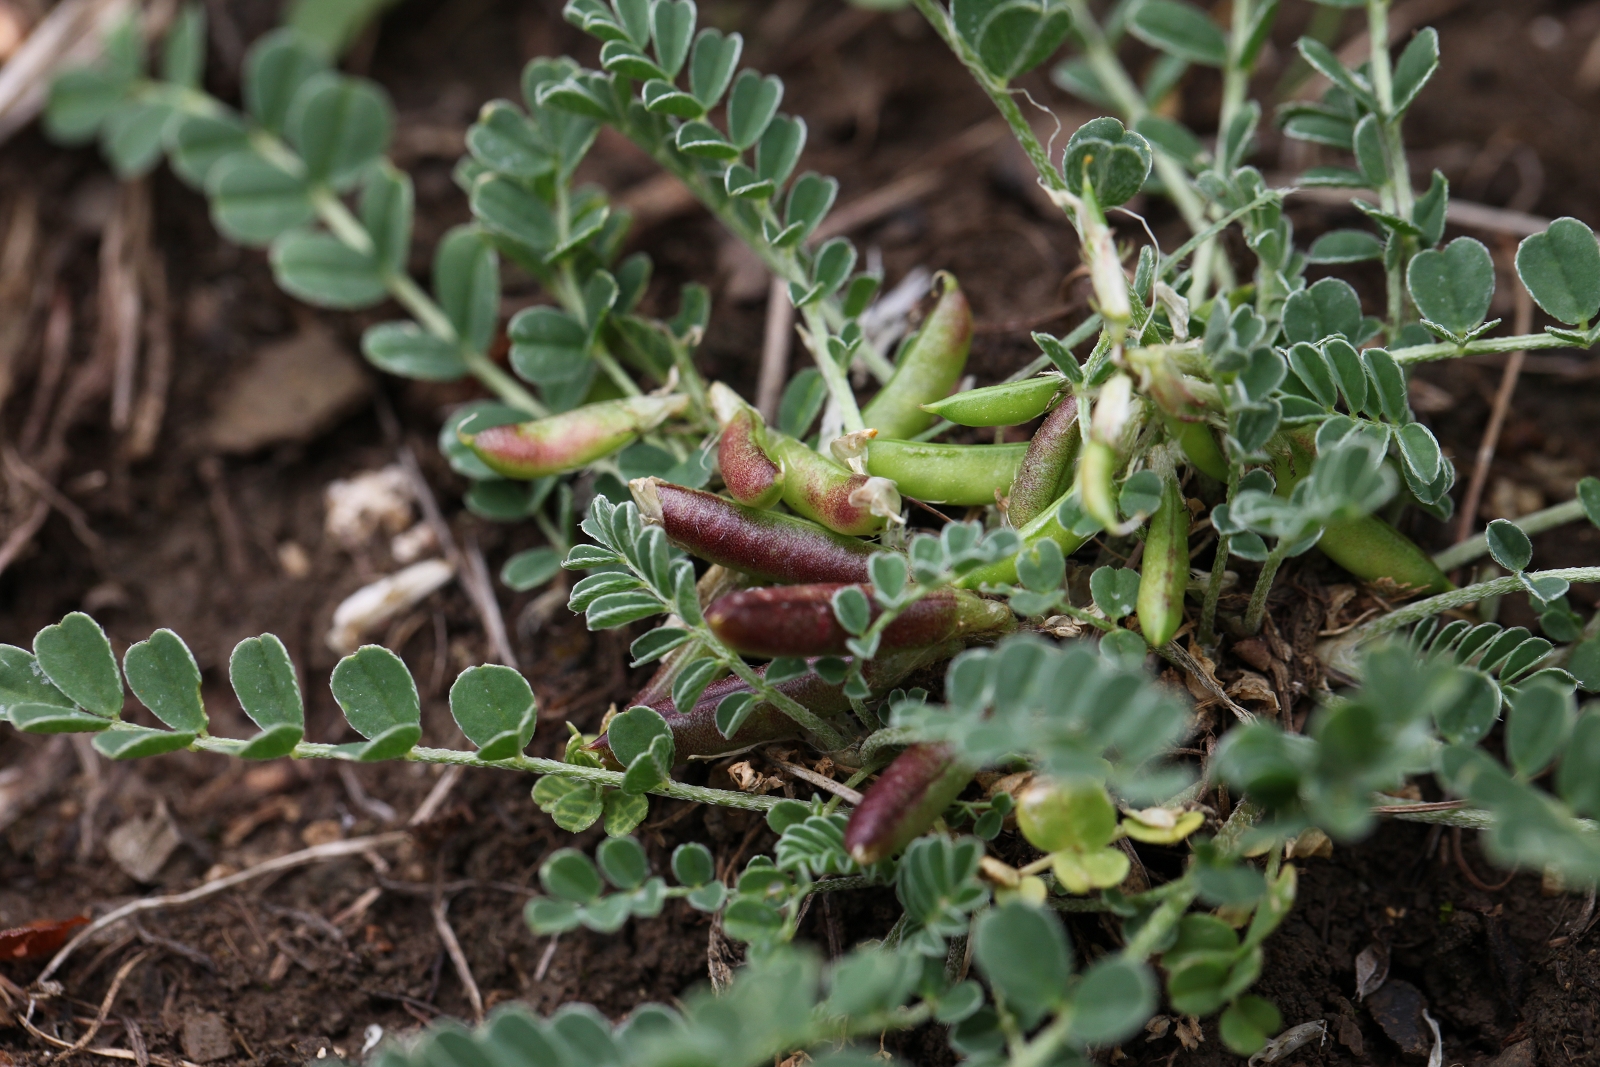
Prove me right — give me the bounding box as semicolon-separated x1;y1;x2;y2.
1455;279;1535;544
772;759;865;805
430;897;485;1022
35;832;410;984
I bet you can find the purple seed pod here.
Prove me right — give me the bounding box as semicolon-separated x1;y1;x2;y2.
463;395;689;479
590;646;951;765
631;477;875;584
845;742;976;864
1008;393;1080;527
718;410;785;509
706;583;1014;658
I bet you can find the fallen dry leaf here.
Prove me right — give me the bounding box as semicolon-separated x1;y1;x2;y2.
1227;670;1281;713
1355;940;1390;1000
0;915;88;961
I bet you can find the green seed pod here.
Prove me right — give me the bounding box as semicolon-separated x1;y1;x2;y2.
1081;373;1134;529
1008;393;1081;526
1137;467;1189;647
1167;416;1229;482
1016;777;1118;853
857;440;1028;507
764;430;901;536
463;395;689;479
1270;431;1452;594
1079;441;1119;531
920;375;1065;428
861;272;972;439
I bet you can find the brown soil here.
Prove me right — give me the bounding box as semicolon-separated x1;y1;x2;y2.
3;1;1600;1065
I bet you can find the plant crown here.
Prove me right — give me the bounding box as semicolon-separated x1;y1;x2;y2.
15;0;1600;1064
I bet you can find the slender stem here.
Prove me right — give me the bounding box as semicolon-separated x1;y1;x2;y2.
1190;0;1259;303
1061;1;1212;239
1433;496;1591;572
911;0;1066;195
721;651;851;752
799;303;866;434
615;123;865;436
1243;537;1291;634
1391;330;1582;365
186;737;781;811
1200;466;1242;646
1348;566;1600;641
1367;0;1418;340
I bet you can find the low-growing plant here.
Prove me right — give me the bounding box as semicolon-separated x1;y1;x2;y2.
13;0;1600;1063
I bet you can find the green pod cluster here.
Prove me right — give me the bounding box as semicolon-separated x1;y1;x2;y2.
1008;393;1081;526
858;440;1028;507
1137;468;1189;647
861;272;972;439
463;395;688;479
921;375;1064;427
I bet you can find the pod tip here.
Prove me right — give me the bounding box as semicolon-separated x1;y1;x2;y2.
629;476;665;524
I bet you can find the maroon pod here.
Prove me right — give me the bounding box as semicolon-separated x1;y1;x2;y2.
845;743;976;864
710;382;785;509
631;477;874;584
719;407;785;508
1007;393;1081;527
706;584;1014;658
588;647;950;765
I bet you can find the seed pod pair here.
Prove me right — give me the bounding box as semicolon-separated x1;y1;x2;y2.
861;272;973;439
1008;393;1081;527
708;383;900;537
706;583;1014;658
631;478;874;584
1136;466;1189;647
463;395;688;479
845;743;975;864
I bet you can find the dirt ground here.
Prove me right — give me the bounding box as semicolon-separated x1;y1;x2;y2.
4;0;1600;1064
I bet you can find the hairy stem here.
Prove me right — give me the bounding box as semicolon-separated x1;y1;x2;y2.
1391;330;1582;364
1349;566;1600;641
188;737;780;811
1243;537;1291;634
1199;467;1242;646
